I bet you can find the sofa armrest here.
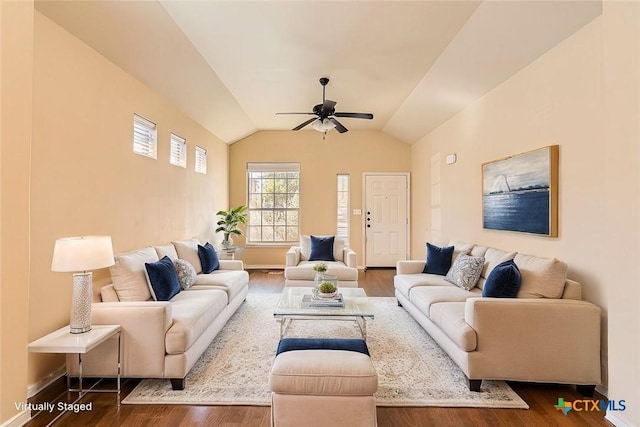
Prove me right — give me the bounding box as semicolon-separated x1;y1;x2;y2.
218;260;244;271
344;248;357;268
286;246;301;267
69;301;173;378
464;298;601;383
396;260;426;275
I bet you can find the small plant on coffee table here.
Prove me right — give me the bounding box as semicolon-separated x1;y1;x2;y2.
318;281;337;294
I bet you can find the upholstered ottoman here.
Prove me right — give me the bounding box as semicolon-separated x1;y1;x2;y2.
269;338;378;427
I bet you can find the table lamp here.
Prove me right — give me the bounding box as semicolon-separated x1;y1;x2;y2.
51;236;115;334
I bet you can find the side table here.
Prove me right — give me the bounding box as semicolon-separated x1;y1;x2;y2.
28;325;122;409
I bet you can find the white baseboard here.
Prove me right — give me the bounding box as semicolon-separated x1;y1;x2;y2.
26;365;66;398
605;411;634;427
0;410;30;427
245;264;285;270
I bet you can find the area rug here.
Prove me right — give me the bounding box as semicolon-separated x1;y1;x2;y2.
122;293;528;408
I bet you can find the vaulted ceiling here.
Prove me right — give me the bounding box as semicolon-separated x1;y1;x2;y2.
35;1;602;144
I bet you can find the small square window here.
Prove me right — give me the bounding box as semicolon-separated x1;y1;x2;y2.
195;146;207;174
169;133;187;168
133;114;157;159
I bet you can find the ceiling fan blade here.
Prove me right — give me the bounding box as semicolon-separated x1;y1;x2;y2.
334;112;374;120
292;117;318;131
276;112;315;115
321;100;337;116
329;118;348;133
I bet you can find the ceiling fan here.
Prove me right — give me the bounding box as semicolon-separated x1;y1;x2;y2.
276;77;374;138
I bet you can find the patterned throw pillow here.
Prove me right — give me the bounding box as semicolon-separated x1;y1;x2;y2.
445;254;485;291
173;259;197;290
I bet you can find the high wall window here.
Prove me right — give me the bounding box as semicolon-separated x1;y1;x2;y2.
195;146;207;174
169;133;187;168
133;114;157;159
337;174;350;244
247;163;300;244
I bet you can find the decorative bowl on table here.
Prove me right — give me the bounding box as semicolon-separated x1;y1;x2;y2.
317;280;338;299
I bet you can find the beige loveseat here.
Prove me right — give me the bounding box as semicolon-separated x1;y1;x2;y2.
394;241;601;395
67;238;249;390
285;235;358;287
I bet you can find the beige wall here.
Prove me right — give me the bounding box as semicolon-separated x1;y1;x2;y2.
26;12;230;388
229;130;411;267
1;0;34;424
411;9;639;426
602;2;640;426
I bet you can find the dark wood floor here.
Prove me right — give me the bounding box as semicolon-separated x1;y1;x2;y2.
26;268;610;426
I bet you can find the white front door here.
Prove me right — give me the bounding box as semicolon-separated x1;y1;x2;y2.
364;174;409;267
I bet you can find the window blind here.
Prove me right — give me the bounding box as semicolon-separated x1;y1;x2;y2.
195;146;207;174
133;114;157;159
169;133;187;168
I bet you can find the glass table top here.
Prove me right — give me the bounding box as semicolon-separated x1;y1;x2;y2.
273;287;374;318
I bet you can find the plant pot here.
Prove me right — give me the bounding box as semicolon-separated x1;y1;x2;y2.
221;237;233;249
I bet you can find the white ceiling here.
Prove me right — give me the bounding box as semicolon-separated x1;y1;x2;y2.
35;1;602;144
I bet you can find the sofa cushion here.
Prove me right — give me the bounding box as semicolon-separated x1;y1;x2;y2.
514;254;568;299
110;247;158;301
144;256;181;301
483;260;522;298
429;302;477;351
300;235;345;262
172;238;203;274
445;254;485;291
423;243;454;275
174;259;197;290
193;270;249;301
447;240;475;262
165;289;228;354
309;235;335;261
409;285;482;318
285;261;358;281
481;247;517;280
153;244;178;261
394;273;450;299
198;242;220;273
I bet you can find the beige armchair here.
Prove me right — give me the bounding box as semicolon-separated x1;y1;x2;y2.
284;235;358;287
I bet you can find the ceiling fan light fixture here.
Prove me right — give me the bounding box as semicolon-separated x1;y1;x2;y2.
312;119;336;133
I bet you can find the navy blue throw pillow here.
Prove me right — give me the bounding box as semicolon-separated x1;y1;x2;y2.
276;338;370;357
422;242;454;275
198;242;220;274
483;260;522;298
145;256;181;301
309;235;335;261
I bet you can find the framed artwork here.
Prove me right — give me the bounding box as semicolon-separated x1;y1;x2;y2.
482;145;559;236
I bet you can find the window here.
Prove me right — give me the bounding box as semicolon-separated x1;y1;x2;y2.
169;133;187;168
195;146;207;174
247;162;300;244
133;114;157;159
337;174;350;244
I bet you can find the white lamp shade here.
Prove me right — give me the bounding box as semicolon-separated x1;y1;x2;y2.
312;119;336;132
51;236;115;272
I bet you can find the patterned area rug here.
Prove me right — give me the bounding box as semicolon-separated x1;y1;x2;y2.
122;293;528;408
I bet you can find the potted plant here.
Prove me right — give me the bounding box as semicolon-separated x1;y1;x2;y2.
215;206;248;249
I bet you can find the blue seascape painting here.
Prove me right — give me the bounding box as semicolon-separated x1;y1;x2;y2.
482;146;557;236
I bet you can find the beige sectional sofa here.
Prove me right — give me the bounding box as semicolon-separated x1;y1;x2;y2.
394;241;602;395
67;238;249;390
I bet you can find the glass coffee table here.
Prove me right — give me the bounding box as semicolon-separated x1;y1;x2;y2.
273;287;375;341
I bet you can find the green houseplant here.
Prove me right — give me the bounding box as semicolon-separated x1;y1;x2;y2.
215;206;248;249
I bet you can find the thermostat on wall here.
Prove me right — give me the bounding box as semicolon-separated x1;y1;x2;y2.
446;154;457;165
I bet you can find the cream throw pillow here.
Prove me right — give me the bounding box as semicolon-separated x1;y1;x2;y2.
514;253;568;299
110;247;158;301
172;238;203;274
